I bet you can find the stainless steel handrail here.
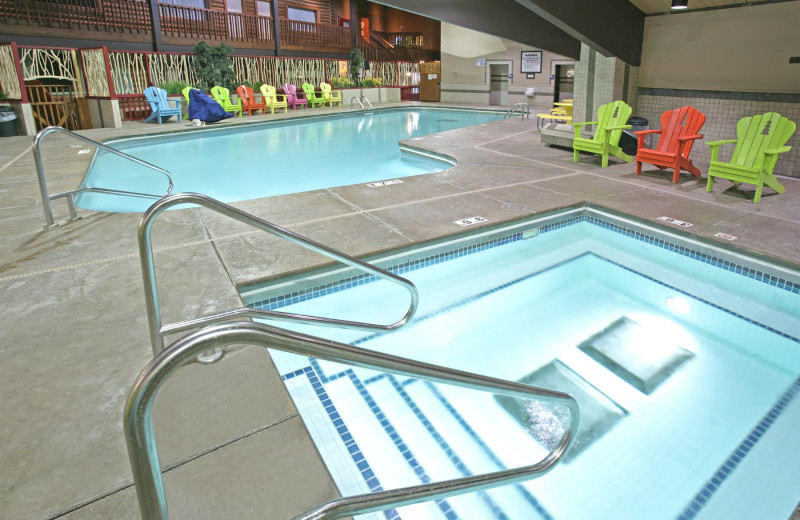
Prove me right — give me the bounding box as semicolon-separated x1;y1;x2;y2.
139;193;419;357
360;96;374;112
33;126;174;228
349;96;373;113
124;321;580;520
504;103;530;119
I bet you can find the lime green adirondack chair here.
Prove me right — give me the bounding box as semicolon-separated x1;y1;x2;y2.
301;83;326;108
319;82;342;107
706;112;795;203
210;86;242;116
570;100;633;168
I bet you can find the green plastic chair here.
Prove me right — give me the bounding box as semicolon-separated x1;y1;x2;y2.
210;86;242;116
301;83;326;108
706;112;795;203
570;100;633;168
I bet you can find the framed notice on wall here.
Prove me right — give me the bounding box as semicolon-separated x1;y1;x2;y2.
521;51;543;74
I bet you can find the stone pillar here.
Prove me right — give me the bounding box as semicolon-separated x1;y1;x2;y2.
572;43;639;125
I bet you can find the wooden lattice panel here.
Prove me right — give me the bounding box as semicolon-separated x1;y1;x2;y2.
81;49;110;97
20;47;78;82
0;44;21;99
109;52;148;95
148;53;198;87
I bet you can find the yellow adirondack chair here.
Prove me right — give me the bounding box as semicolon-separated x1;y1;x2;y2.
210;86;242;117
570;100;633;168
706;112;795;203
319;82;342;107
258;84;288;114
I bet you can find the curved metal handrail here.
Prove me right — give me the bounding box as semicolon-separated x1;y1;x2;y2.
504;103;530;119
124;321;580;520
139;193;419;356
350;96;365;111
33;126;174;228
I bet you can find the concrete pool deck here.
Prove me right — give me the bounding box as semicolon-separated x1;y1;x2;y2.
2;102;799;520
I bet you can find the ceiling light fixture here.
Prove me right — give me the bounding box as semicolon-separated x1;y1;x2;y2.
671;0;688;10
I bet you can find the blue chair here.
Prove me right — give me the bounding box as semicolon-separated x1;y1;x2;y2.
143;86;182;124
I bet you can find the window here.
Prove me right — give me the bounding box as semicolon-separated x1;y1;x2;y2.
287;6;316;23
160;0;206;8
257;1;271;17
226;0;241;13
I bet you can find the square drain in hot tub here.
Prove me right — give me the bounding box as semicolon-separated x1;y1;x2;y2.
495;360;626;460
579;316;694;395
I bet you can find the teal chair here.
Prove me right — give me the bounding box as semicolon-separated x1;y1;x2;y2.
143;86;182;124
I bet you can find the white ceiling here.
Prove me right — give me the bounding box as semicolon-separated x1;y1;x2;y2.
628;0;786;15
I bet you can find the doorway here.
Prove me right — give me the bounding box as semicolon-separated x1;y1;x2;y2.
489;63;509;106
419;62;440;102
553;64;575;102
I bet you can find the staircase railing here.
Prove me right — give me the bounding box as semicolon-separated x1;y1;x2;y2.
124;320;580;520
139;193;418;359
33;126;174;228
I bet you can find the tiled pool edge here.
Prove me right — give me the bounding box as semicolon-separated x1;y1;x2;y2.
246;211;800;311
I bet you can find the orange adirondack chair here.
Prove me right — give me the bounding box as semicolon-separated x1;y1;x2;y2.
235;85;266;115
635;106;705;183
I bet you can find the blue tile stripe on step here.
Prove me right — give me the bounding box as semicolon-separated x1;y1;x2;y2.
423;381;556;520
281;366;401;520
385;374;512;520
345;368;460;519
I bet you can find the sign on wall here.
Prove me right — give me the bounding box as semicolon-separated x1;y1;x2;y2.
520;51;542;73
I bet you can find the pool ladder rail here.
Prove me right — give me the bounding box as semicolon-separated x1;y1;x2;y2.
139;193;418;360
32;126;174;229
504;103;530;119
350;95;374;113
131;192;580;520
126;327;580;520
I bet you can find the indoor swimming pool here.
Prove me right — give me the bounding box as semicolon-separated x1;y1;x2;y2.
241;208;800;520
76;107;503;212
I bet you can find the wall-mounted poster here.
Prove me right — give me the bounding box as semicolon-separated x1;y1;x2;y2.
521;51;543;73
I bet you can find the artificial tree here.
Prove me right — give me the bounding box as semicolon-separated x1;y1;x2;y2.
192;41;236;91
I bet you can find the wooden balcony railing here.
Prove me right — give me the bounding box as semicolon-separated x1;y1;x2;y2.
159;4;273;45
279;19;350;50
0;0;151;33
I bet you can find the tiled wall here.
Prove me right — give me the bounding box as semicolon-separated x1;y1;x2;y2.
572;44;640;125
636;89;800;178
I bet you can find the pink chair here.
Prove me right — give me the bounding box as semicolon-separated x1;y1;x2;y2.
282;83;307;110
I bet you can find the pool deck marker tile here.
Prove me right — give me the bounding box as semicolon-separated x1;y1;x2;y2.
714;232;738;241
367;180;403;187
454;216;488;226
658;216;693;227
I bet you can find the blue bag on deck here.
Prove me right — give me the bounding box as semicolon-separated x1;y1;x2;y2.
188;89;233;123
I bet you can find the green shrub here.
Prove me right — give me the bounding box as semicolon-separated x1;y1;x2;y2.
0;90;7;100
159;81;189;95
359;78;383;88
328;77;354;88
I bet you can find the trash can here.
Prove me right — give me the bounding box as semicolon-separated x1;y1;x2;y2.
0;106;18;137
620;116;648;156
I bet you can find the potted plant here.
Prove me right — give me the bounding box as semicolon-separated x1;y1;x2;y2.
348;48;364;86
192;41;236;91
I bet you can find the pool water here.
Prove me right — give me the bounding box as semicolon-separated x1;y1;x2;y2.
243;211;800;520
77;108;503;212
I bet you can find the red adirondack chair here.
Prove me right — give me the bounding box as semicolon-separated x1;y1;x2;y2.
235;85;266;115
635;106;705;183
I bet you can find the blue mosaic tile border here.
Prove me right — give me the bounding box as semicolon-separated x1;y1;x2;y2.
677;374;800;520
286;361;554;519
247;212;800;312
282;366;402;520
